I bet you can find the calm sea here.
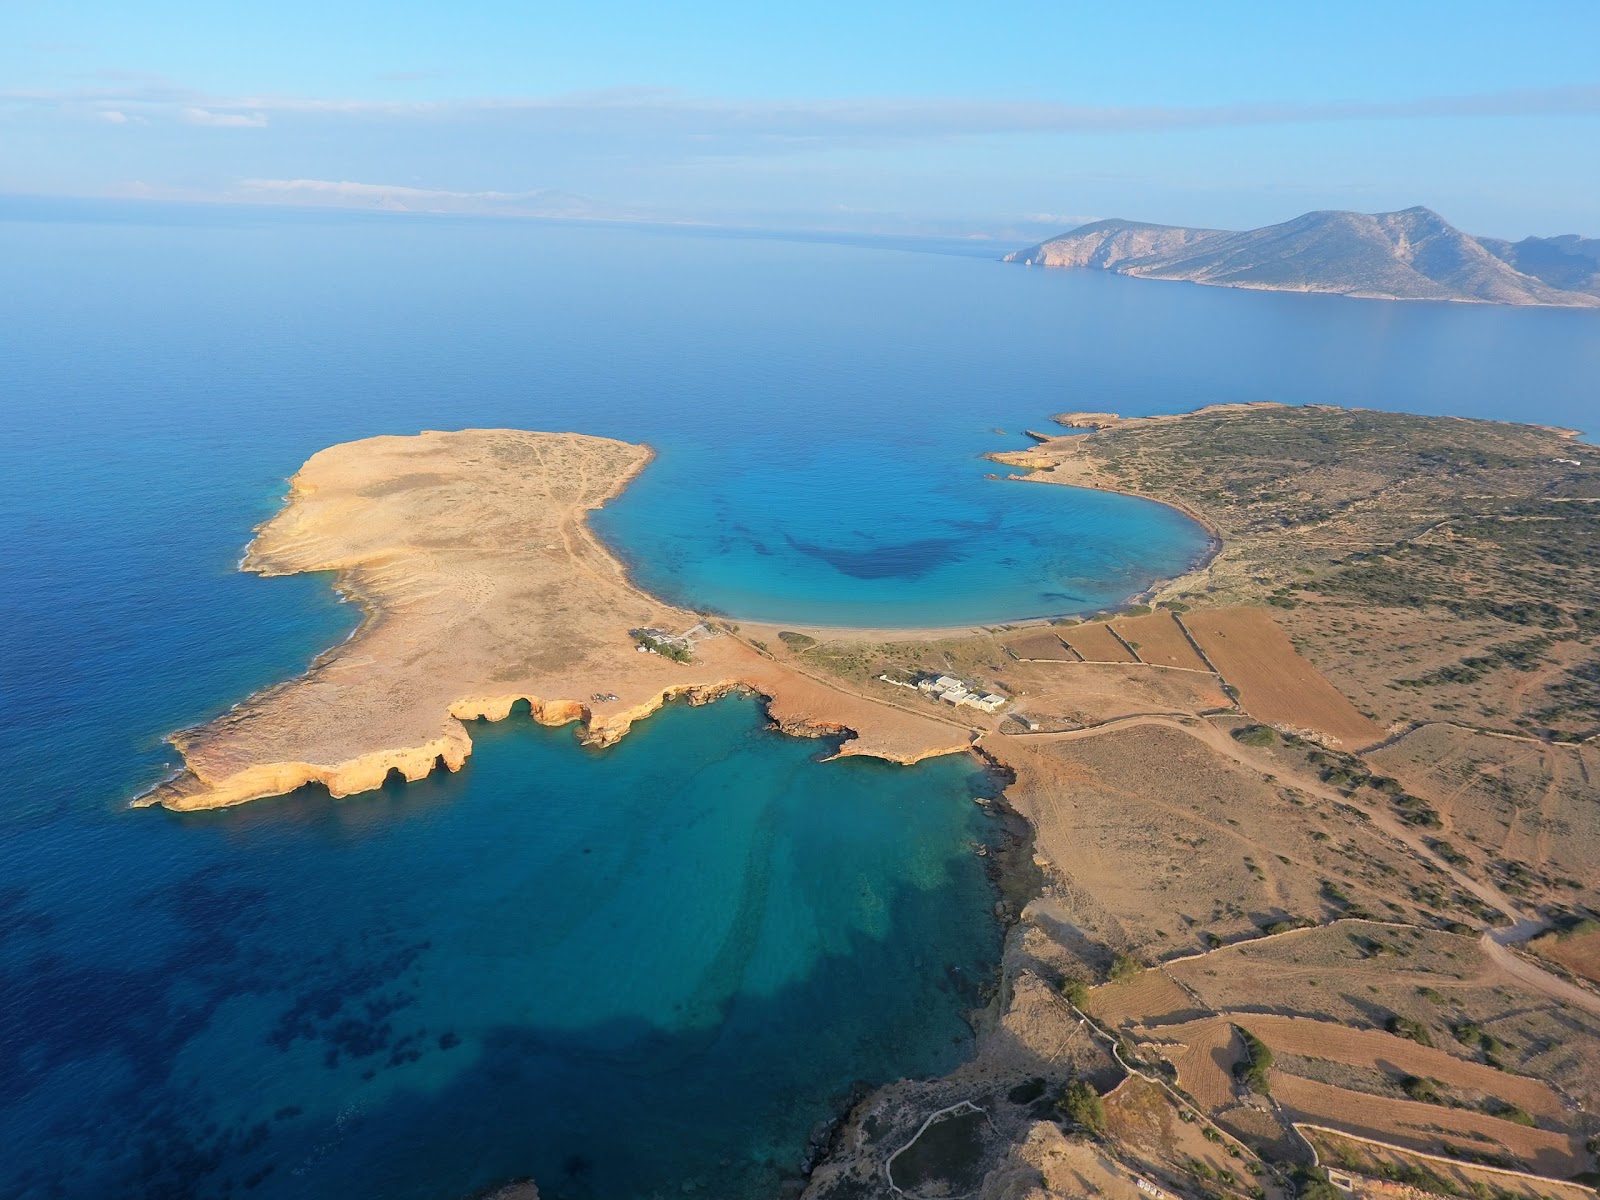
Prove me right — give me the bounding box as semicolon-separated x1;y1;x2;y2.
2;202;1597;1199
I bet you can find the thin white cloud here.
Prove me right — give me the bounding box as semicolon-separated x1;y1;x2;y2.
236;177;597;217
180;106;267;128
5;81;1598;142
229;83;1600;133
96;109;128;124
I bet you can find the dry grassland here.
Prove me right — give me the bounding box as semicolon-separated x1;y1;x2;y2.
1102;1076;1255;1195
1059;622;1140;663
1111;611;1212;672
1159;924;1600;1112
1004;629;1080;661
1010;727;1469;961
1533;929;1600;987
1275;606;1576;735
1163;924;1497;1028
1000;661;1230;729
1372;725;1600;913
1271;1073;1582;1177
1181;608;1385;748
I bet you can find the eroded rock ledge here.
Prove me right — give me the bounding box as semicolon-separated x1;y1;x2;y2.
141;429;970;811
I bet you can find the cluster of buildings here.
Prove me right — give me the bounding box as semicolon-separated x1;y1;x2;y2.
630;622;716;660
916;675;1007;714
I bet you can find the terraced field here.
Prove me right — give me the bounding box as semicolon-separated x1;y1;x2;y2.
1059;622;1140;664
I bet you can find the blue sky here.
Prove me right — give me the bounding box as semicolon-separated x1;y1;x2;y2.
5;0;1599;238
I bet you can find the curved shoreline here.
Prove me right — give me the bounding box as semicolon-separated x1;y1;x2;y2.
138;428;984;811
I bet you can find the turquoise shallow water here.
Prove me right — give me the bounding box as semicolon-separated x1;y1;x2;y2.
3;203;1598;1198
1;698;1003;1199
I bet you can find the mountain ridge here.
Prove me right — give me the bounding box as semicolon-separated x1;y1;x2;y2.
1005;206;1600;307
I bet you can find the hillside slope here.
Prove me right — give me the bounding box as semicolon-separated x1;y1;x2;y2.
1478;232;1600;297
1006;207;1600;306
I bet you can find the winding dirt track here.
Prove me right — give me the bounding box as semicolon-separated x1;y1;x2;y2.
994;713;1600;1019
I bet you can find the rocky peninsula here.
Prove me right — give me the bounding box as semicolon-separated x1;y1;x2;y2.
141;429;968;811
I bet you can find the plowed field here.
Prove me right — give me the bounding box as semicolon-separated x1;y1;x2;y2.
1139;1016;1242;1112
1111;611;1211;672
1179;607;1383;748
1058;622;1138;664
1228;1014;1567;1121
1004;629;1079;661
1271;1074;1581;1177
1087;969;1206;1030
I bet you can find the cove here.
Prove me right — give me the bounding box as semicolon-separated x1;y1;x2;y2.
0;696;1005;1198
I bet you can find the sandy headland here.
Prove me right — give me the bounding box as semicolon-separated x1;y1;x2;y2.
140;429;969;811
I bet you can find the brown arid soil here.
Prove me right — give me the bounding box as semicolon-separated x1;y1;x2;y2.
1058;621;1141;664
140;430;970;811
1001;661;1232;733
1004;628;1081;662
1305;1126;1600;1200
1530;929;1600;988
1135;1016;1244;1113
1111;611;1212;672
1152;924;1600;1113
1217;1014;1569;1122
1088;972;1212;1031
1370;725;1600;915
1270;1074;1582;1178
1180;607;1386;749
999;724;1478;963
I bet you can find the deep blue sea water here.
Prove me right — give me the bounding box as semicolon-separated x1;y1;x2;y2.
3;203;1598;1199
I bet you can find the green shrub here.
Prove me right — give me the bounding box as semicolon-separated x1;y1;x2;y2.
1233;724;1277;747
1388;1015;1435;1047
1235;1028;1274;1095
1293;1166;1344;1200
1491;1102;1535;1127
1109;952;1143;982
1401;1075;1442;1104
1058;1079;1105;1134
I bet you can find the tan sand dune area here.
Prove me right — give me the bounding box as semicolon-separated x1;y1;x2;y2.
142;429;970;810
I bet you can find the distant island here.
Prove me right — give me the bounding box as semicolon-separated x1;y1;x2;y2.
1006;206;1600;307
